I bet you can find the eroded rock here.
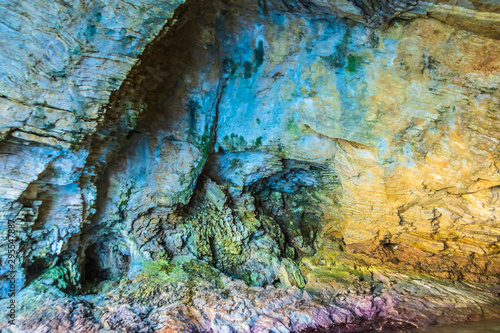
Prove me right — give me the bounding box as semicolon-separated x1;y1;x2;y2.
1;0;500;331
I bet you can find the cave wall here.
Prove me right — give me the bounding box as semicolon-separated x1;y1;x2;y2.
69;0;500;292
0;0;188;296
212;4;500;283
0;0;500;330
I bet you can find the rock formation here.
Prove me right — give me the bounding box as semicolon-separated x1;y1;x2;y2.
0;0;499;331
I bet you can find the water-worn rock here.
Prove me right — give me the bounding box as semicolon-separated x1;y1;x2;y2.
1;0;500;331
0;0;188;297
2;260;499;332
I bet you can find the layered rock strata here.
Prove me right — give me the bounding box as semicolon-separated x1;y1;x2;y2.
0;0;500;331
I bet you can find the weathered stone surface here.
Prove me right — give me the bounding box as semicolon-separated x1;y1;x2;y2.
213;5;500;284
1;260;499;332
0;0;188;297
1;0;500;331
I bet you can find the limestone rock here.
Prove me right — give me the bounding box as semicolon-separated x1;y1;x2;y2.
1;0;500;331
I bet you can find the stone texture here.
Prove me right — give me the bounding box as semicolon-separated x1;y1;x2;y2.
1;260;499;332
212;6;500;284
1;0;500;331
0;0;188;297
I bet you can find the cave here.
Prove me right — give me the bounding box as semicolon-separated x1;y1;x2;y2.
0;0;500;331
82;239;131;291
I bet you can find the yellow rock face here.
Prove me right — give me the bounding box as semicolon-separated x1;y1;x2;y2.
215;10;499;283
316;19;500;283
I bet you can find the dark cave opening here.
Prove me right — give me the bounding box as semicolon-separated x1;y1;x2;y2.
82;243;107;287
81;239;131;293
83;256;102;285
24;258;50;286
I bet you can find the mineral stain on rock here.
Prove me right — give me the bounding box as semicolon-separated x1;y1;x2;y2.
1;0;500;331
